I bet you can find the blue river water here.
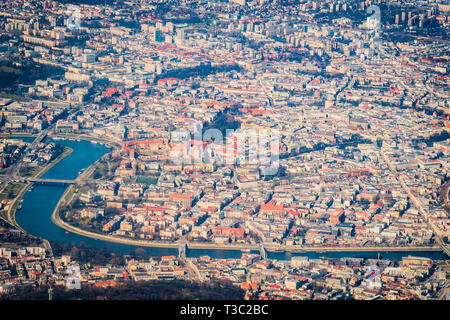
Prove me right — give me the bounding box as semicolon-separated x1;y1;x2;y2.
13;138;449;261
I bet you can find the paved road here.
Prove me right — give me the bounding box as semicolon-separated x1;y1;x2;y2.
0;104;82;187
5;182;30;230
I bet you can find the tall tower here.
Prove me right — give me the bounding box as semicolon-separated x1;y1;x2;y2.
48;286;53;300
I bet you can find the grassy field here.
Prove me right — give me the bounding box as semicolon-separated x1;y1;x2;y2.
135;176;159;185
19;165;41;178
0;60;64;89
64;186;75;203
0;211;9;221
0;242;20;249
0;92;31;102
0;183;26;200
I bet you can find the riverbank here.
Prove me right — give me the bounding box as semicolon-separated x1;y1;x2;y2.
12;137;445;258
52;204;442;253
27;146;73;179
50;133;122;149
49;142;444;253
8;182;31;233
8;146;73;231
0;131;120;148
0;132;37;138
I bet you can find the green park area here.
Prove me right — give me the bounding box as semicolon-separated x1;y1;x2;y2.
0;183;25;201
0;182;27;221
0;60;64;89
135;176;159;185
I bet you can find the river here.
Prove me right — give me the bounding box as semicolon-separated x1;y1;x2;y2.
13;138;448;261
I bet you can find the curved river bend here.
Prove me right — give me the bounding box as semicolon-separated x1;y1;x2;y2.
14;139;448;261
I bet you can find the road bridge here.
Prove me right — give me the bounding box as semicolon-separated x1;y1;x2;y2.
178;241;187;260
259;244;267;260
16;177;97;185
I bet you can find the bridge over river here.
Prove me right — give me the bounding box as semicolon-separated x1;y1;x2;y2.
16;177;96;185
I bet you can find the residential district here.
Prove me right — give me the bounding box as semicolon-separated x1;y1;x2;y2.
0;0;449;299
